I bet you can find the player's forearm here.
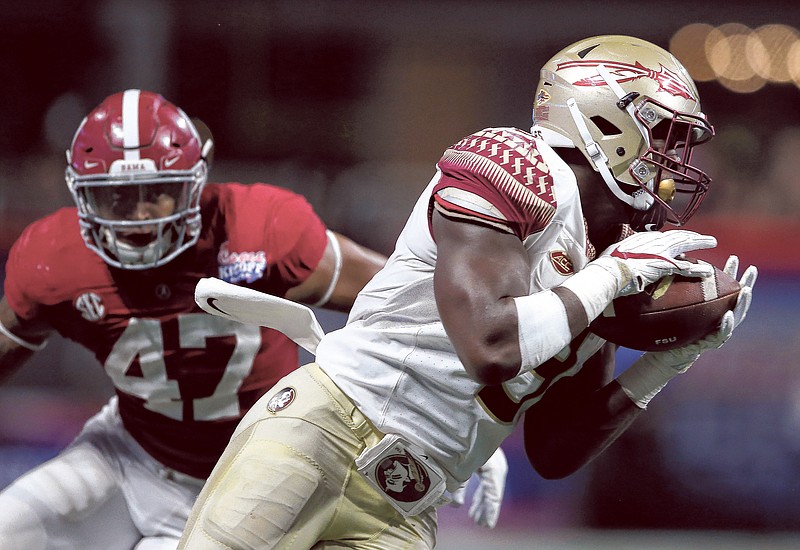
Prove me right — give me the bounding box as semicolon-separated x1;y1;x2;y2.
0;299;49;383
451;284;608;386
523;380;642;480
324;233;386;311
511;264;620;378
287;231;386;312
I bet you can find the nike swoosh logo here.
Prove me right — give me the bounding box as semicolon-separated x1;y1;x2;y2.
84;160;100;169
205;297;230;316
610;249;678;267
164;156;180;168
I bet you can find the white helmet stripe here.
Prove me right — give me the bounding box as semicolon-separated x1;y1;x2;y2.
122;89;141;161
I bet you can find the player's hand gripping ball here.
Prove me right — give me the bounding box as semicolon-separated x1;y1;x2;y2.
589;257;741;351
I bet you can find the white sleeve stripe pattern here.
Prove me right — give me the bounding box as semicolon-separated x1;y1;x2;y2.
435;188;507;220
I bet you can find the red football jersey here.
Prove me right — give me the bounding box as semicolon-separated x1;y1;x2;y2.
4;182;328;478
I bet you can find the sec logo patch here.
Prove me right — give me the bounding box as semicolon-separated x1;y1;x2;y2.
267;387;296;413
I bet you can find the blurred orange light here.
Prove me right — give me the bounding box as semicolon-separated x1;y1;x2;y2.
750;24;800;82
675;21;800;91
787;40;800;86
670;23;717;82
706;23;754;80
705;23;767;92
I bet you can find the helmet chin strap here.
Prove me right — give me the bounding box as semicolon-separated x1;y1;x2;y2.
566;63;655;212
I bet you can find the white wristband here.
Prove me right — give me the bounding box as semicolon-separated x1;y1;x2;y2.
616;353;682;409
559;260;624;321
513;290;572;375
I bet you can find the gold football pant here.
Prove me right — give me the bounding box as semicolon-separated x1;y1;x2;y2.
178;363;437;549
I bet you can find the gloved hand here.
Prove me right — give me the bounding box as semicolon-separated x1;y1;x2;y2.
646;255;758;371
449;447;508;528
593;230;718;296
617;255;757;409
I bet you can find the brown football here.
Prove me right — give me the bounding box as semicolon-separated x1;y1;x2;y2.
589;259;741;351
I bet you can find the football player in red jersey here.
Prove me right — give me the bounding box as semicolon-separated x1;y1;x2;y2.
0;89;389;549
178;36;756;549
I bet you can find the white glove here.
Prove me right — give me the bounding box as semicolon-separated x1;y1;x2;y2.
449;447;508;528
594;230;718;296
647;255;758;371
617;255;758;408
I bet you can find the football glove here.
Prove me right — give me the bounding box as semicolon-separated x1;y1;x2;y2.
617;255;757;408
646;255;758;372
593;230;718;296
449;447;508;528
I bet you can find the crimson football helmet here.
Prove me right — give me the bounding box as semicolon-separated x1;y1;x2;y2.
531;35;714;230
66;89;212;269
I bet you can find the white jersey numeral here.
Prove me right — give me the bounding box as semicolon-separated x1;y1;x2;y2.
104;314;261;421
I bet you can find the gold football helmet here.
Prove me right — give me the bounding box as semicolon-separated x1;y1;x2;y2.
531;35;714;230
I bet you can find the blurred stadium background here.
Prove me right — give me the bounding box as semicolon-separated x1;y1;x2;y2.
2;1;800;547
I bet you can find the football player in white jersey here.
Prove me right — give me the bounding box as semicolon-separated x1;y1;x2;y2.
179;36;757;549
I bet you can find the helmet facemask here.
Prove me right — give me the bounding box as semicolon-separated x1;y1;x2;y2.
66;160;207;269
624;96;713;229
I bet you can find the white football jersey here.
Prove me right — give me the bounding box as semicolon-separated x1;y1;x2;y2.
316;128;606;489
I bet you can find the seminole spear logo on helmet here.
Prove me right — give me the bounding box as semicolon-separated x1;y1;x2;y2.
556;60;695;101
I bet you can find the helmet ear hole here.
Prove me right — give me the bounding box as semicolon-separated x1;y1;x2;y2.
590;116;622;137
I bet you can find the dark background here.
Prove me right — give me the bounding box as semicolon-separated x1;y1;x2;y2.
2;0;800;543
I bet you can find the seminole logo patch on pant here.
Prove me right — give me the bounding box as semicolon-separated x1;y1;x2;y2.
376;450;432;502
355;434;447;517
267;387;296;413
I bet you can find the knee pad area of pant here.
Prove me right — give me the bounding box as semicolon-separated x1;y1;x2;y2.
202;439;326;548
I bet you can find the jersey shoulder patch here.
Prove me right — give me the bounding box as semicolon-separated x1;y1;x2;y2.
206;183;327;289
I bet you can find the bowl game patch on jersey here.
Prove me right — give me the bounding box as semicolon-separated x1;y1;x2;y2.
217;241;267;284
